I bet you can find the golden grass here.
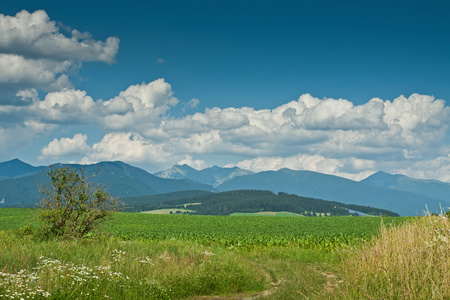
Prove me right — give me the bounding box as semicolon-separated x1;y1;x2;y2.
337;215;450;299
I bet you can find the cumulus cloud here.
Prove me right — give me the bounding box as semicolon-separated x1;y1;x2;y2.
0;9;119;104
226;154;342;174
99;79;179;129
177;155;207;170
75;132;193;170
1;78;177;126
0;10;119;63
141;93;449;163
0;54;73;87
31;89;96;124
392;155;450;183
40;133;90;159
0;78;180;160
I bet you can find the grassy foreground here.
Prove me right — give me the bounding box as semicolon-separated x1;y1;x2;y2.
2;208;448;299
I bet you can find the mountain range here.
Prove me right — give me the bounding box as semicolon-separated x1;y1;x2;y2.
361;171;450;203
0;160;213;207
0;159;449;216
215;168;450;216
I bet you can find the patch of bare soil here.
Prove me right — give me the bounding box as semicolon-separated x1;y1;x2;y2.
190;279;283;300
311;266;343;295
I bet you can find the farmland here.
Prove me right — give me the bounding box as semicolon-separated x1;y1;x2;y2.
2;208;446;299
108;212;404;250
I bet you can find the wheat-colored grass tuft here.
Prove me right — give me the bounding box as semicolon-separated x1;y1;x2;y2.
338;215;450;299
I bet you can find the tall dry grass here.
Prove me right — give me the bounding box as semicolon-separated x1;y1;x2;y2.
338;215;450;299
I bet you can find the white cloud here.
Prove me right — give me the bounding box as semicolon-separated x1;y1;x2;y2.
226;154;342;174
86;132;173;165
32;89;96;124
383;94;447;130
40;133;90;159
99;79;178;130
177;155;206;170
16;88;39;103
0;9;119;104
0;10;119;63
0;54;73;87
187;98;200;108
145;93;448;163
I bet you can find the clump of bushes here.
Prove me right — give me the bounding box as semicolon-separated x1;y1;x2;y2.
37;165;118;239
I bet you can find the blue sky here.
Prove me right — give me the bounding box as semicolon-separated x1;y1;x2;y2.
1;0;449;181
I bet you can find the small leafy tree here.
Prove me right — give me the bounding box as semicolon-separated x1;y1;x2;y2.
38;165;118;238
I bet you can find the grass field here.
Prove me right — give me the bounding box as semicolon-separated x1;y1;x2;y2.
2;208;446;299
231;211;305;216
141;208;196;214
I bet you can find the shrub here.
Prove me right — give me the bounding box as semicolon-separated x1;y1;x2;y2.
38;165;118;238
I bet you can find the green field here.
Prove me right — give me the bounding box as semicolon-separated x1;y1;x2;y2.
231;211;305;217
140;208;196;214
107;212;404;250
2;208;441;299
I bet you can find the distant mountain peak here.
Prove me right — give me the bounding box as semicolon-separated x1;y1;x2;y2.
3;158;28;166
0;158;44;178
361;170;450;203
154;164;253;187
179;164;198;170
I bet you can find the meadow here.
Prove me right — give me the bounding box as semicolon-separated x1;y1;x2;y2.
1;208;448;299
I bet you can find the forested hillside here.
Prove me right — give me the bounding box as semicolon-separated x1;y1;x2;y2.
125;190;399;216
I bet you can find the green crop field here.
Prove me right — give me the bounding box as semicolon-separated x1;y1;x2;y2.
0;208;35;230
107;212;405;251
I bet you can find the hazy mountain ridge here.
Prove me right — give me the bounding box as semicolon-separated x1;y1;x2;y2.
361;171;450;203
155;164;254;187
0;159;45;179
1;159;449;216
216;168;449;216
0;160;213;207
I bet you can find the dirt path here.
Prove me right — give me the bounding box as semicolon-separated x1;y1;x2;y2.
189;279;282;300
190;264;341;300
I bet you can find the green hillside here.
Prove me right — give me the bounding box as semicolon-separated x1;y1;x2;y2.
130;190;399;216
121;190;214;212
